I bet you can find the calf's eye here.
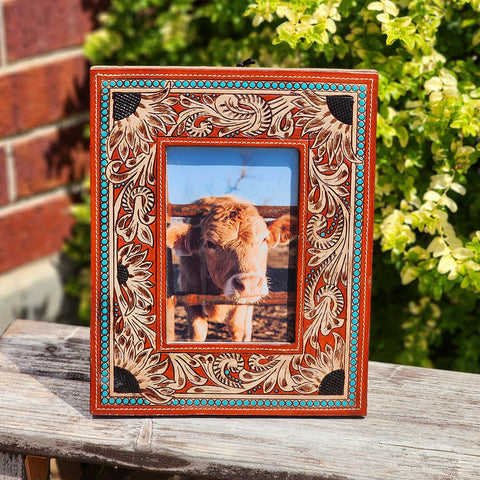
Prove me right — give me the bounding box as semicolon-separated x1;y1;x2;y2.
205;240;216;250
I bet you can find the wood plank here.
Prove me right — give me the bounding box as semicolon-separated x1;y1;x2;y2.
172;291;295;306
0;320;89;381
0;320;479;479
24;456;49;480
168;204;297;219
0;452;25;480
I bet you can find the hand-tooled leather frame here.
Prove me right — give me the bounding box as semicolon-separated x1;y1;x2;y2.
90;66;378;416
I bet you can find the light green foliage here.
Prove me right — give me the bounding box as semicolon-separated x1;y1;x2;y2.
246;0;480;372
63;178;92;324
84;0;309;67
77;0;480;372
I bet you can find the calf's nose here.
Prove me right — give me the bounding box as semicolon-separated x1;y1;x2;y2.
230;273;266;297
232;276;246;292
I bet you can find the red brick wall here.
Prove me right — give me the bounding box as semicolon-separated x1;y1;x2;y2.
0;0;108;275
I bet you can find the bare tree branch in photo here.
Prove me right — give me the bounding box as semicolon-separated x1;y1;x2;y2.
226;151;252;194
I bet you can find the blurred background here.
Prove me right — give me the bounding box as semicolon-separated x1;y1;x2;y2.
1;0;479;375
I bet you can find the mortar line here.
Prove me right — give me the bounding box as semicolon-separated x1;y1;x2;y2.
0;185;78;217
0;112;89;147
5;143;16;202
0;45;84;74
0;2;8;67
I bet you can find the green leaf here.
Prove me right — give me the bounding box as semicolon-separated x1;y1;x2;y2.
437;255;457;275
367;2;383;11
396;125;409;147
450;182;466;195
423;191;442;202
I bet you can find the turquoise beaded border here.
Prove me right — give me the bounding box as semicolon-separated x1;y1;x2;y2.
97;76;370;410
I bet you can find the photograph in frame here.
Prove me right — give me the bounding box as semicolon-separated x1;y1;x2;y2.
166;145;299;344
90;66;378;416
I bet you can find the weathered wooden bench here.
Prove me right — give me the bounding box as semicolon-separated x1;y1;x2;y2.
0;319;479;479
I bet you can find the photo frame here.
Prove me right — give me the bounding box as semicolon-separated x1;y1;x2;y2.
90;66;378;416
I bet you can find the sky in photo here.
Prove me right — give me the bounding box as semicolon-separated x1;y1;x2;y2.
166;146;299;206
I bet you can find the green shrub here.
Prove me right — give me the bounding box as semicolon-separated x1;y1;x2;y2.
72;0;480;372
63;177;91;324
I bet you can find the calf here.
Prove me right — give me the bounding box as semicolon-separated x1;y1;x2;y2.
166;196;297;341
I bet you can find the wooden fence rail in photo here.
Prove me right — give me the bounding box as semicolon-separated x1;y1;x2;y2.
172;291;296;307
167;203;297;219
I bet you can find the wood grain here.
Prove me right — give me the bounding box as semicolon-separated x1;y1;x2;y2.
0;452;25;480
172;291;295;306
168;204;297;219
0;319;479;479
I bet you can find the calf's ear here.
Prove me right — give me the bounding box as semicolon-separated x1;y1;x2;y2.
266;214;298;248
166;223;201;256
